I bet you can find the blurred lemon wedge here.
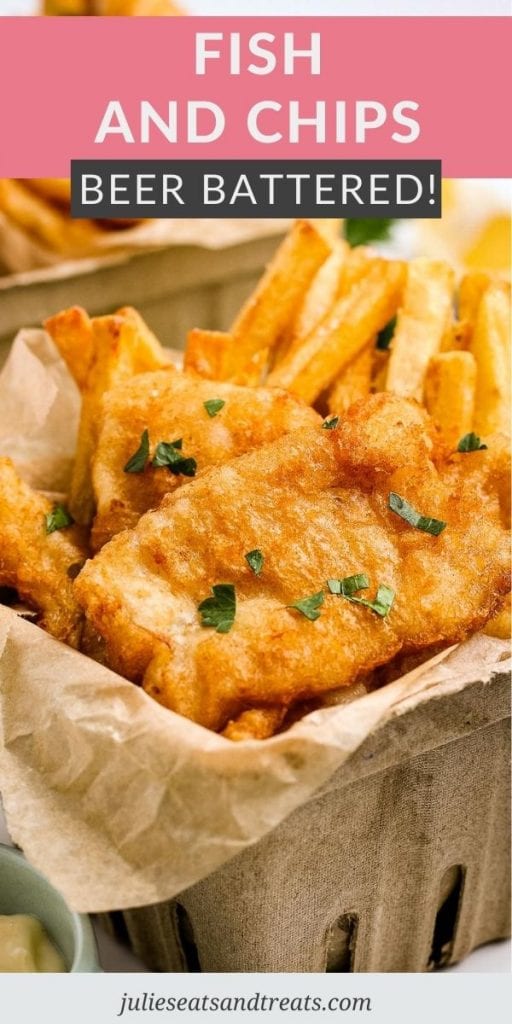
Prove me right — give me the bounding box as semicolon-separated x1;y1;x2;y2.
414;180;511;274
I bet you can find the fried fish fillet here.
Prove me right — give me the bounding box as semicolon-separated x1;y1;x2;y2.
75;394;510;731
90;369;320;550
0;459;86;646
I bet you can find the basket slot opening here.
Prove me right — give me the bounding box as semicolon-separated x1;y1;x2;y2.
325;913;359;972
428;865;465;970
107;910;132;948
174;904;202;972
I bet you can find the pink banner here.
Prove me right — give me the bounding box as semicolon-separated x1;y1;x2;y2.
0;16;509;177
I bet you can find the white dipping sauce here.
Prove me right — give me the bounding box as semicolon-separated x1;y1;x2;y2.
0;914;66;972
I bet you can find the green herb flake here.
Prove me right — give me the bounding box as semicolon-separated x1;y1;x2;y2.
376;316;396;351
245;549;264;575
388;492;447;536
457;432;488;453
204;398;225;418
288;591;324;621
45;504;74;535
198;584;236;633
327;573;370;597
124;429;150;474
322;416;339;430
344;219;395;248
152;440;196;477
340;582;395;618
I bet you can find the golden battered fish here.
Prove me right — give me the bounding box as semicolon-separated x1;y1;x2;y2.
75;394;510;731
90;368;320;549
0;459;86;646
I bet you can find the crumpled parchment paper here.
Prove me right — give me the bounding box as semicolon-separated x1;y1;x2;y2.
0;329;509;913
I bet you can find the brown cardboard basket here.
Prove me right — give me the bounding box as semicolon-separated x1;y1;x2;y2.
0;230;284;364
100;668;510;973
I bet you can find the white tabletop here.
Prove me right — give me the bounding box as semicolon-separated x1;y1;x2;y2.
1;797;509;973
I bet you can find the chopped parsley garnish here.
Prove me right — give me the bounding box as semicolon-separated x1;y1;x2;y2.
457;432;488;453
376;316;396;351
388;492;447;536
45;504;74;534
152;440;196;477
198;584;236;633
322;416;339;430
204;398;225;418
347;584;395;618
344;219;395;248
288;591;324;621
245;549;264;575
124;429;150;473
327;573;370;597
327;574;394;617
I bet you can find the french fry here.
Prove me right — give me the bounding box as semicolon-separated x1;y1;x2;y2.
267;259;405;403
424;351;477;448
328;343;373;414
44;306;95;390
222;707;286;741
25;178;72;207
458;271;492;326
0;458;86;648
289;239;348;344
371;348;389;393
338;245;375;294
94;0;183;11
385;259;455;400
226;220;331;380
184;329;234;380
482;594;511;640
471;281;511;435
440;319;471;352
115;306;170;370
0;178;100;255
308;218;343;244
69;310;168;524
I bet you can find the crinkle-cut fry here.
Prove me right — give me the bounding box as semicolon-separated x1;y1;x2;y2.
267;259;405;404
44;306;95;390
328;343;373;414
0;178;101;255
226;219;331;380
424;351;477;449
70;310;168;524
222;707;286;741
184;329;234;380
385;259;455;401
482;593;511;640
471;281;511;436
0;458;86;647
25;178;72;207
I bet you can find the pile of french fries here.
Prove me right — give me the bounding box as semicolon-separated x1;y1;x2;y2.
184;218;511;640
185;218;511;448
0;178;142;263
